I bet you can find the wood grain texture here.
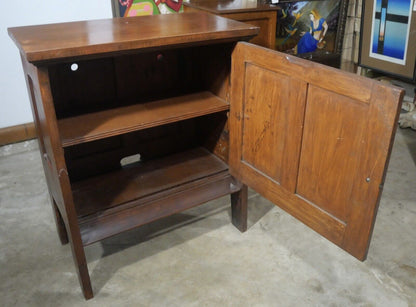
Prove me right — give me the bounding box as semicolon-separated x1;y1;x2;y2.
21;57;93;299
341;83;404;260
72;147;228;217
9;14;250;299
58;91;228;147
230;42;404;260
79;170;238;245
8;13;258;64
184;2;277;49
224;11;276;49
65;120;197;181
73;148;237;245
297;85;369;221
241;63;306;191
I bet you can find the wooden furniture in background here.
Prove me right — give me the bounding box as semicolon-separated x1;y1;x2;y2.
184;0;279;49
9;13;403;300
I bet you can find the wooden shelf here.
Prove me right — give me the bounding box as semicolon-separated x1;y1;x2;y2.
58;91;229;147
72;147;240;245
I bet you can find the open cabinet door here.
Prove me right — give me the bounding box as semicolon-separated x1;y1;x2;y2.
229;42;404;260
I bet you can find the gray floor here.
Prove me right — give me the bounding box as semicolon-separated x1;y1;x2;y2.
0;128;415;306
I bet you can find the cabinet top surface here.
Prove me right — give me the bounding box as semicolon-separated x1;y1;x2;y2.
8;13;258;64
184;0;280;13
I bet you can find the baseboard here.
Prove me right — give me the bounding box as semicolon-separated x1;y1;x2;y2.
0;122;37;146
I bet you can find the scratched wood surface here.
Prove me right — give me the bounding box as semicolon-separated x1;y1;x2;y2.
230;42;404;261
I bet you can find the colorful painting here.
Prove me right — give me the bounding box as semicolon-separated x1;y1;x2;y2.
123;0;160;16
114;0;183;17
275;0;341;54
369;0;413;64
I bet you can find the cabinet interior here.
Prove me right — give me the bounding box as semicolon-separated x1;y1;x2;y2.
47;43;236;243
49;43;233;118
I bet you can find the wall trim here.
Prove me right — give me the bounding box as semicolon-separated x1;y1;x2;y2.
0;122;37;146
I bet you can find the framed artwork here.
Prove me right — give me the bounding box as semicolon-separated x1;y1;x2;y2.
359;0;416;80
111;0;183;17
275;0;348;56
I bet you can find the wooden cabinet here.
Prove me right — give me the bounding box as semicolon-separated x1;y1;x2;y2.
184;0;278;49
8;13;403;299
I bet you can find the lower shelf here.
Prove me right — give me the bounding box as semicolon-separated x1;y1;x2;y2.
71;147;240;245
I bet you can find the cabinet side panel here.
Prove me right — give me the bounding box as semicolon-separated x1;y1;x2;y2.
21;58;93;297
196;43;234;162
21;58;64;209
197;113;229;163
199;43;233;101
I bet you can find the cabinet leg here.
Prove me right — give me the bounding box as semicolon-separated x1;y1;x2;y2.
50;197;69;245
231;184;248;232
68;230;94;299
75;258;94;300
52;198;93;299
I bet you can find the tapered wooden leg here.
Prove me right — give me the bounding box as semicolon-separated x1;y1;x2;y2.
67;228;94;299
53;198;93;299
231;184;248;232
74;254;94;300
50;197;69;245
71;249;93;300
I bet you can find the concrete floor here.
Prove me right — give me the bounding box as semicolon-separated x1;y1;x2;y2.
0;128;415;306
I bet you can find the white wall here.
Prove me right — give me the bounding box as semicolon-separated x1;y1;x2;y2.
0;1;112;129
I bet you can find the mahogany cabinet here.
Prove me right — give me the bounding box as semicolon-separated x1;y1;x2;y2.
8;13;403;299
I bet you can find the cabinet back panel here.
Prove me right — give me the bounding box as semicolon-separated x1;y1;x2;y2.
114;49;200;105
50;44;233;119
49;58;117;119
65;119;198;182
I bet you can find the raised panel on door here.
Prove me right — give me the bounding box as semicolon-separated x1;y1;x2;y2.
230;42;403;260
237;56;307;193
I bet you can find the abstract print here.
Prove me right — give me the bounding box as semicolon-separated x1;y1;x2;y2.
370;0;412;64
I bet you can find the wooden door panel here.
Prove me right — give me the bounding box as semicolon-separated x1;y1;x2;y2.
230;42;403;260
241;63;307;191
297;85;369;221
